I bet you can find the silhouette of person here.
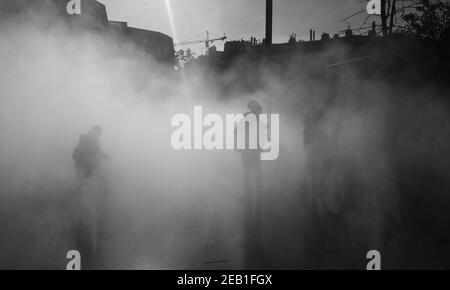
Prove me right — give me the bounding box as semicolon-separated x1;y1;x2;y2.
73;125;107;179
236;100;267;268
72;125;109;261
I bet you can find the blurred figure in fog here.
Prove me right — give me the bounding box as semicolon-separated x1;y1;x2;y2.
302;107;346;265
303;108;325;148
236;100;267;268
72;125;110;262
73;125;108;178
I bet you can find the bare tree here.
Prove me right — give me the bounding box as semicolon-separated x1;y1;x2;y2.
389;0;397;35
345;0;433;37
381;0;388;36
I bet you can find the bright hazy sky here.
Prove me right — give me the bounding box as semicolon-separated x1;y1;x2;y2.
98;0;370;54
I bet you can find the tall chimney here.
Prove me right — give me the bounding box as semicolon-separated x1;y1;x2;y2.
265;0;272;47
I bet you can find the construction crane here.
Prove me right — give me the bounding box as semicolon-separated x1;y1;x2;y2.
175;31;227;53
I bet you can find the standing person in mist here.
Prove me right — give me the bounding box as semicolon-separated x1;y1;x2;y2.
302;107;342;262
73;125;108;179
236;100;267;268
72;125;110;260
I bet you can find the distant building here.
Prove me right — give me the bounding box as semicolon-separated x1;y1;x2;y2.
0;0;174;65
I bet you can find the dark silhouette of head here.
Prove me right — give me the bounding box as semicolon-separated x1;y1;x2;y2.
88;125;103;139
248;100;263;115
